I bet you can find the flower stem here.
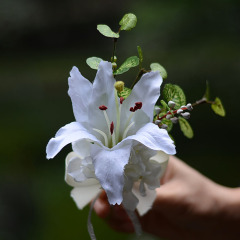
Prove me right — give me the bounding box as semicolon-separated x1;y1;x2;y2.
157;98;215;122
130;68;148;89
111;38;117;63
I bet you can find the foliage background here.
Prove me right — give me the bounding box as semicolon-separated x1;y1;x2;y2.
0;0;240;239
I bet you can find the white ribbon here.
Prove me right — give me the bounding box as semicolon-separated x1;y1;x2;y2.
87;192;101;240
124;208;142;237
87;193;142;239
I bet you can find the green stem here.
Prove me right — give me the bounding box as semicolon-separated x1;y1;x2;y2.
130;68;148;89
157;98;215;122
192;98;215;107
111;38;117;62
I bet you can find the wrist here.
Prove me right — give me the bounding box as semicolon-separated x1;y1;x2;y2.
214;185;240;237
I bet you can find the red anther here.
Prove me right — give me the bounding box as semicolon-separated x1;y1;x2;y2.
99;105;108;111
110;121;114;135
120;97;124;104
130;107;135;112
135;102;142;109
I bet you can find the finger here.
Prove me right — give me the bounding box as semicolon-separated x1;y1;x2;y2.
93;198;111;218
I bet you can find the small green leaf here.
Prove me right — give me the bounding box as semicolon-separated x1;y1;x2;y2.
97;24;119;38
203;81;210;101
160;100;170;111
179;117;194;139
114;56;139;75
86;57;103;70
137;46;143;64
150;63;167;79
162;84;186;109
119;13;137;31
211;97;226;117
118;87;132;99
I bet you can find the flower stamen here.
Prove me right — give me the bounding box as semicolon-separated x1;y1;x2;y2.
99;105;108;111
92;128;108;146
110;121;114;135
122;121;135;139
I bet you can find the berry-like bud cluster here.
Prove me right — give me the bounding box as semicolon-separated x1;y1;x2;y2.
154;101;193;129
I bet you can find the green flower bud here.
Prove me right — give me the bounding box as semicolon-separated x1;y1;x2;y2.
111;56;117;63
112;62;117;70
114;81;125;93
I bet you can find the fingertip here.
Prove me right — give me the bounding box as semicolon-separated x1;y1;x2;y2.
94;198;111;219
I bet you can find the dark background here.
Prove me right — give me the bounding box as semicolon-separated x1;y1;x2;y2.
1;0;240;239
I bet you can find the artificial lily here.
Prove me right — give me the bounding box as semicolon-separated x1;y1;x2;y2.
46;61;176;208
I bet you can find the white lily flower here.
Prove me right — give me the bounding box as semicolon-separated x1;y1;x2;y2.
65;151;102;210
46;61;176;207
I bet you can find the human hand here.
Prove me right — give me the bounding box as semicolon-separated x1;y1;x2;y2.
94;156;240;240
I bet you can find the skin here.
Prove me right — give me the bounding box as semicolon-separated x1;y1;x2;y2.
94;156;240;240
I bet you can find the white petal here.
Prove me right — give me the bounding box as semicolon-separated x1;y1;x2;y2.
46;122;101;159
88;61;117;135
120;109;150;138
72;139;91;159
124;71;162;122
65;152;99;188
150;151;169;179
122;191;139;211
143;160;162;189
91;142;132;205
133;182;157;216
122;122;176;155
68;66;92;123
71;184;101;210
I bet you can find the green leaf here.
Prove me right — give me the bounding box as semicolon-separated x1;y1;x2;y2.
119;13;137;31
160;100;170;111
137;46;143;64
203;81;210;100
211;97;226;117
162;84;186;109
114;56;139;75
179;117;194;139
86;57;103;70
150;63;167;79
118;87;132;99
97;24;119;38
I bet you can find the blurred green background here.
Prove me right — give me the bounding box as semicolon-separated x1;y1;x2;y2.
1;0;240;239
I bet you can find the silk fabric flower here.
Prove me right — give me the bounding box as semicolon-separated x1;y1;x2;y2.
46;61;175;212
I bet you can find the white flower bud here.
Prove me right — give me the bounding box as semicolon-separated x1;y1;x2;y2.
168;101;176;108
155;119;161;125
161;124;168;130
177;109;183;114
155;107;161;115
181;112;190;119
170;117;178;124
186;103;193;111
166;114;172;119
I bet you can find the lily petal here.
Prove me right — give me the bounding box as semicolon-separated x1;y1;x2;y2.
124;71;162;122
91;143;132;205
68;66;93;123
133;182;157;216
46;122;101;159
65;151;99;188
122;122;176;155
72;139;91;159
150;151;169;179
88;61;117;134
122;191;139;211
71;185;101;210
